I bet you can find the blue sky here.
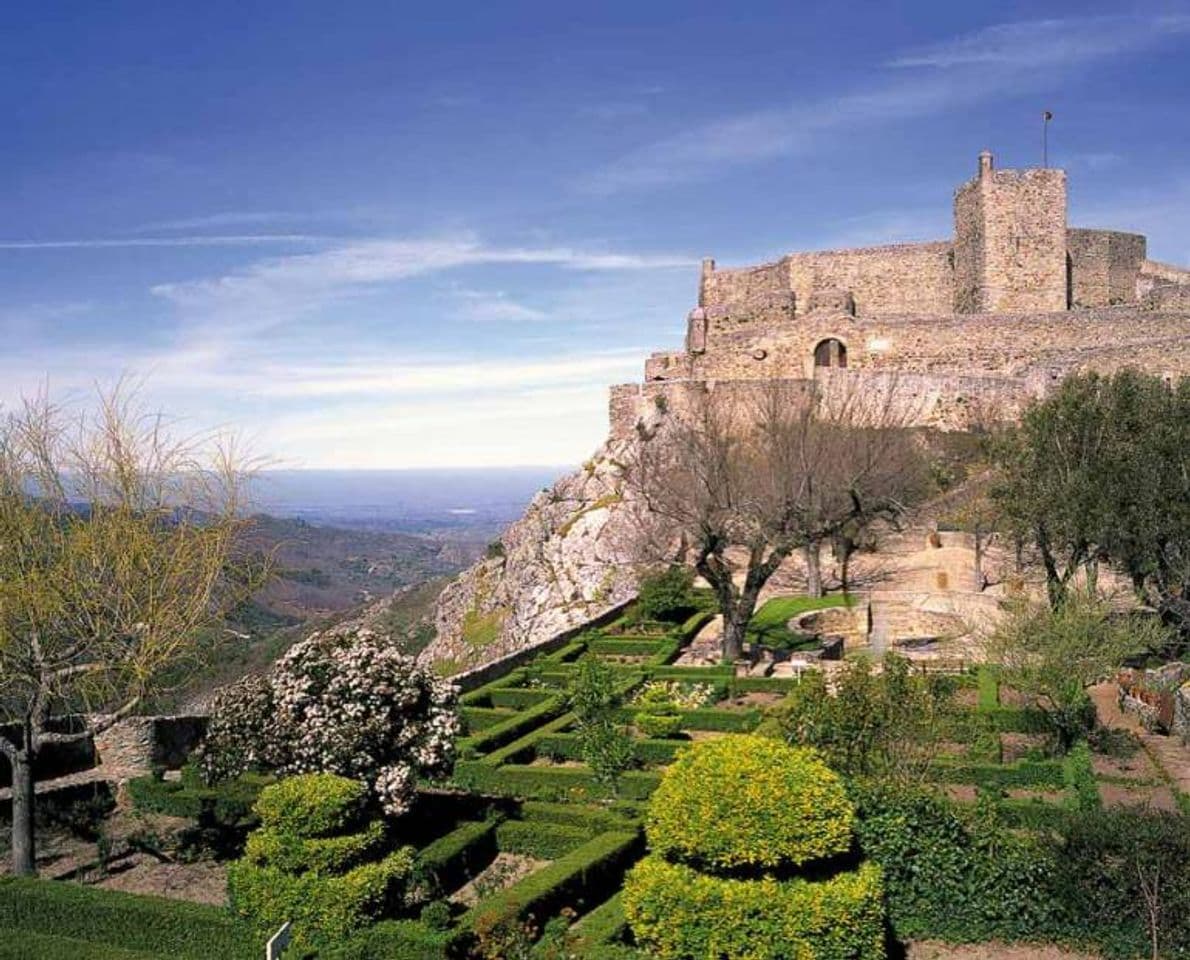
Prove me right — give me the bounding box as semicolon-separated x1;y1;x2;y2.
3;1;1189;468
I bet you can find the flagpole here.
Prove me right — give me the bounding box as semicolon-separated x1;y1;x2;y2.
1042;110;1052;168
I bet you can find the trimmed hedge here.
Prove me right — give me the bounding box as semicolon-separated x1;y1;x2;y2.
488;687;555;710
244;818;387;875
126;768;268;825
461;831;640;932
517;801;638;835
459;706;515;732
322;919;455;960
536;731;686;767
495;819;590;858
852;785;1063;943
228;847;416;949
573;891;630;951
457;694;567;758
588;638;670;657
453;761;662;802
481;711;576;767
415;818;500;897
459;669;527;706
930;758;1065;790
675;707;760;733
0;877;254;959
254;773;367;838
727;676;799;696
624;857;885;960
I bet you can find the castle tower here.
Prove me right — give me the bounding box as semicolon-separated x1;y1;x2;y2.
953;151;1068;313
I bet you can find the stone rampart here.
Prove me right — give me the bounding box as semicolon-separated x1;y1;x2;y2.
1067;228;1146;307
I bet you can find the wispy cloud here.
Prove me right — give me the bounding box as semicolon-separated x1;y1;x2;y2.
134;211;318;231
0;234;326;250
888;14;1190;69
585;13;1190;193
150;234;693;335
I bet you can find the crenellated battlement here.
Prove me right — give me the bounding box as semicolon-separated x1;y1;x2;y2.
611;152;1190;440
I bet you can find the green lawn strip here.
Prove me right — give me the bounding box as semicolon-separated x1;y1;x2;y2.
976;666;1000;711
0;930;159;960
746;594;851;648
0;877;254;959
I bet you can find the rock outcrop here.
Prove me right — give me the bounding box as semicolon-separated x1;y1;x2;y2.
419;439;647;673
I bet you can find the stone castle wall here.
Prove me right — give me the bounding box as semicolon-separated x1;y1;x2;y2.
785;242;954;318
1067;229;1147;307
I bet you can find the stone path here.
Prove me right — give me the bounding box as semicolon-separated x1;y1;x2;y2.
1090;681;1190;803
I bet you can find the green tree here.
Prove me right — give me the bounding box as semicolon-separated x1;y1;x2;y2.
993;370;1190;642
634;565;697;623
569;658;633;794
0;388;265;875
765;653;953;783
985;591;1165;750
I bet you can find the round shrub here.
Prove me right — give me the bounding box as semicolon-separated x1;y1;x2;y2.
254;773;367;839
231;774;416;950
645;735;854;869
624;857;885;960
244;818;387;875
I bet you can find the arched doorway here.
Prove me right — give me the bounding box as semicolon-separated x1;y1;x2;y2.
813;338;847;369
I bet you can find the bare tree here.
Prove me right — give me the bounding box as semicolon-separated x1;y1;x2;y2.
625;379;926;661
0;387;267;875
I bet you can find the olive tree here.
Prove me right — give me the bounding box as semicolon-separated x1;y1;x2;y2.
994;370;1190;641
985;590;1167;750
0;389;264;875
625;380;926;661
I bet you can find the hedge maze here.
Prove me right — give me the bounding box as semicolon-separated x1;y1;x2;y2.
3;600;1183;959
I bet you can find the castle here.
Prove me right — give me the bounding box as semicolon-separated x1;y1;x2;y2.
610;152;1190;436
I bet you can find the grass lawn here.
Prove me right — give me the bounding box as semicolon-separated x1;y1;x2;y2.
746;594;852;649
0;930;159;959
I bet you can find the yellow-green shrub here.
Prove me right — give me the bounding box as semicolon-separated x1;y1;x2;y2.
243;818;387;875
254;773;367;838
229;774;414;950
624;857;885;960
228;848;415;950
645;735;854;869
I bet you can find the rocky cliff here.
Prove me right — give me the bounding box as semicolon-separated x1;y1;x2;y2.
418;439;648;673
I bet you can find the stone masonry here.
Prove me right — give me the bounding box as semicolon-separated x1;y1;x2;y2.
612;151;1190;438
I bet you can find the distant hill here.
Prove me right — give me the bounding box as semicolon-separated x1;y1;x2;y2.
157;514;479;711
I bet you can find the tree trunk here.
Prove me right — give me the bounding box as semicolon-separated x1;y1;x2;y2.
973;528;985;591
10;751;36;876
722;611;747;662
804;542;823;598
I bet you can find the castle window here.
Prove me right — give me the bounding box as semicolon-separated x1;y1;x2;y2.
813;338;848;369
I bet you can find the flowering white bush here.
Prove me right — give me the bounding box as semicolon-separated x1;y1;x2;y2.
200;628;459;816
632;680;717;711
